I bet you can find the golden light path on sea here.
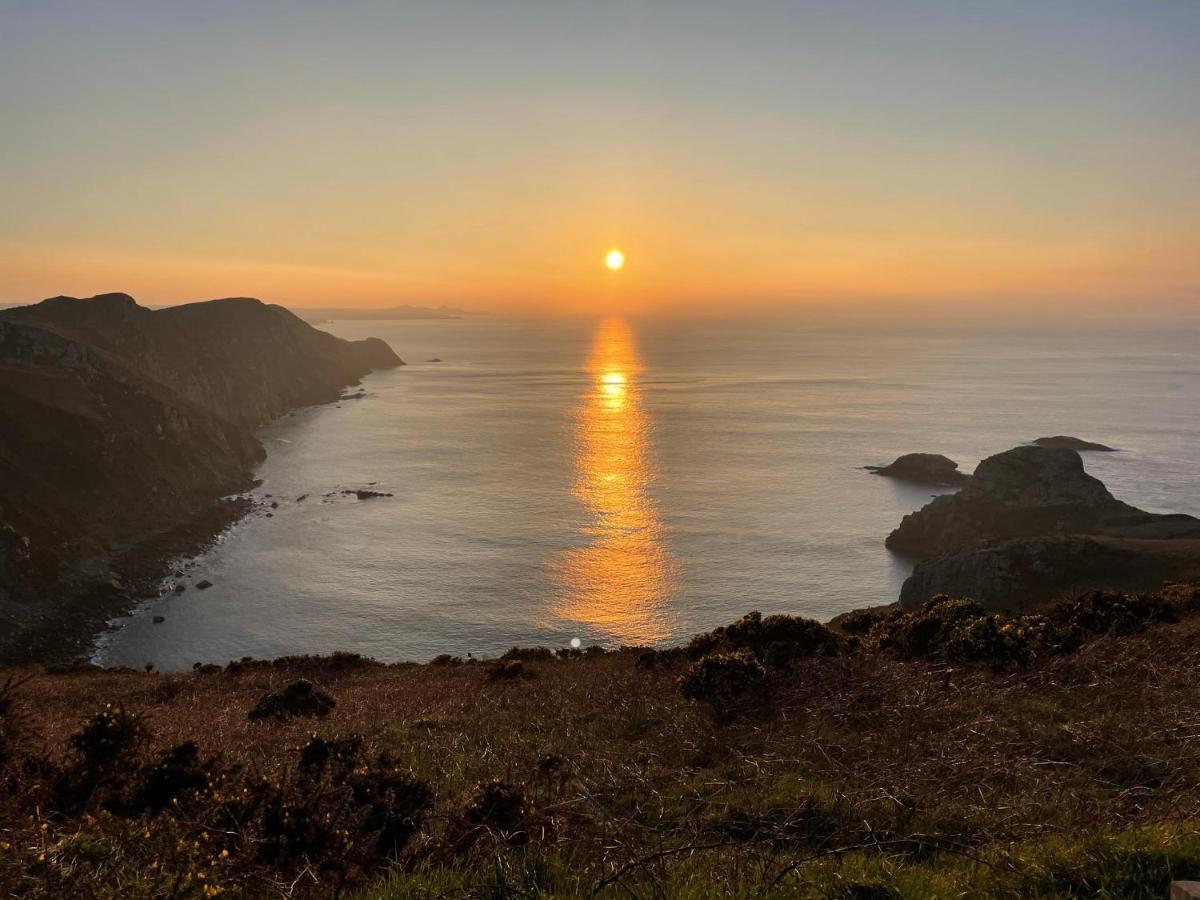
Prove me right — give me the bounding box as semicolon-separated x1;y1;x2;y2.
551;317;675;644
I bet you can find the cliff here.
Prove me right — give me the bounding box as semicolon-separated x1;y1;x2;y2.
899;535;1200;608
4;293;401;428
0;294;403;657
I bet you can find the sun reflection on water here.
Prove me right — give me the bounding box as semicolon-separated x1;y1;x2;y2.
551;318;676;644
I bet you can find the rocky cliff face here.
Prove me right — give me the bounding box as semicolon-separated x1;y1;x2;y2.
0;294;403;655
899;536;1200;609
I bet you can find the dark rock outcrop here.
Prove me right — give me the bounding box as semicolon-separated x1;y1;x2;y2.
1033;435;1115;452
890;445;1200;609
0;293;403;658
866;453;969;486
899;536;1200;608
887;446;1200;559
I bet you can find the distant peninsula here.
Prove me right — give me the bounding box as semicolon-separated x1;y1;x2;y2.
290;304;486;324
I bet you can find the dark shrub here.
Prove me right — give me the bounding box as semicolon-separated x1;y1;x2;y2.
686;611;841;666
679;649;767;708
868;597;986;658
248;679;336;721
488;660;526;681
465;779;529;831
943;614;1042;665
430;654;463;666
69;704;143;768
833;606;899;636
500;646;554;662
635;649;660;668
685;629;724;660
132;741;208;814
252;738;430;870
1054;590;1178;637
348;755;432;859
297;734;362;778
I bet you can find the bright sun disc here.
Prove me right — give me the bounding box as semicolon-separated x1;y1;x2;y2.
605;249;625;271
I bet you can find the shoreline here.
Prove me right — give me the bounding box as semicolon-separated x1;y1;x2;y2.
0;496;254;668
0;396;367;669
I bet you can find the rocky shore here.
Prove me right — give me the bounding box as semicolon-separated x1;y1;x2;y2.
0;293;403;663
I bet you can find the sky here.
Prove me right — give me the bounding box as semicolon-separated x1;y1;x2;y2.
1;1;1198;318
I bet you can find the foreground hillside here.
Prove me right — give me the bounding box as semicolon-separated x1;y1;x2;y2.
0;294;403;661
2;584;1199;898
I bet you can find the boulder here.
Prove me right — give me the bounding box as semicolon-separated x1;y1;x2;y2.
866;453;969;486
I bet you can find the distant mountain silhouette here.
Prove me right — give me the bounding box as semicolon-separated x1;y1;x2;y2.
291;304;486;323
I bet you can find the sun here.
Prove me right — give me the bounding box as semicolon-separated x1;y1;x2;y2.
605;248;625;271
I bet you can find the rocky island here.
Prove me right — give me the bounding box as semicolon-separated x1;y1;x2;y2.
0;293;403;662
865;452;970;485
889;445;1200;607
1032;435;1116;452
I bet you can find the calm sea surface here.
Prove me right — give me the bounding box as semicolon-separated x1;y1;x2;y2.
95;317;1200;670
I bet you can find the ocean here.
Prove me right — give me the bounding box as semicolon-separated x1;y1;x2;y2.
94;316;1200;670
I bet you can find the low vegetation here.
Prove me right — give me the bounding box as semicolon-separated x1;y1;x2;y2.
1;584;1199;897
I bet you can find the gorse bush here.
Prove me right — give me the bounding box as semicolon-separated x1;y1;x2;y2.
297;733;362;779
678;648;767;709
866;597;986;659
1052;588;1194;635
130;740;208;814
248;679;337;720
488;659;526;681
500;646;555;662
69;703;143;769
856;588;1200;666
686;611;842;664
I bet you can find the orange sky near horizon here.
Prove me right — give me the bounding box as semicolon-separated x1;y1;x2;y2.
1;3;1197;320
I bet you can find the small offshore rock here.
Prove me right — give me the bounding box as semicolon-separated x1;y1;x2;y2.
152;615;165;624
866;453;969;486
195;579;213;590
1032;435;1116;452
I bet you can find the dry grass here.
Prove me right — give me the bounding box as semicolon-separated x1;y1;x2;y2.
2;588;1200;897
